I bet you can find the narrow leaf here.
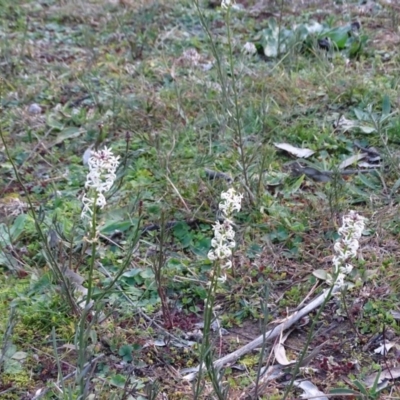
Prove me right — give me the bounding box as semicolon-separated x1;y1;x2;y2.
382;94;391;118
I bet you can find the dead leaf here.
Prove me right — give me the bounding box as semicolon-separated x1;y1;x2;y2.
273;330;296;366
374;341;396;355
358;161;382;168
390;310;400;320
363;367;400;388
334;115;376;134
334;115;357;132
274;143;314;158
294;380;328;400
339;153;367;169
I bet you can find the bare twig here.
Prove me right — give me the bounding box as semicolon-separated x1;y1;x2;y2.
182;284;340;381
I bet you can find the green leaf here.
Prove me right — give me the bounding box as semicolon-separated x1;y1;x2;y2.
190;237;210;257
286;174;304;194
122;268;142;278
246;243;262;259
324;26;351;49
100;220;132;235
118;344;133;362
390;177;400;197
352;380;369;395
125;286;143;297
140;268;154;279
46;116;64;130
10;214;27;241
0;223;12;247
53;127;85;145
382;94;391;118
358;174;379;190
173;222;192;247
313;269;328;280
354;108;369;121
3;359;24;374
110;374;127;388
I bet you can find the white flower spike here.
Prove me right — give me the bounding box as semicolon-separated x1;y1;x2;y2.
81;146;120;220
330;210;366;287
208;188;242;271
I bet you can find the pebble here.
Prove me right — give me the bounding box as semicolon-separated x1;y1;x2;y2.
28;103;42;115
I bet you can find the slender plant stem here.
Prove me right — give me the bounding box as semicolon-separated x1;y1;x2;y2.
194;262;221;399
254;284;270;398
0;128;78;315
282;281;338;400
225;9;253;204
193;0;228;109
85;194;98;307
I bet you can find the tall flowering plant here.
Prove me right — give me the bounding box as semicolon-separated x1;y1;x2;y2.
81;147;120;306
328;210;366;287
195;188;242;397
81;147;120;222
283;212;366;398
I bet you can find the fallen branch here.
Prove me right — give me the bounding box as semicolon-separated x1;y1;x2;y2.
182;284;340;381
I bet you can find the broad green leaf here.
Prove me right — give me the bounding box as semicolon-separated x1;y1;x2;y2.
140;268;154;279
118;344;133;362
53;127;85;145
100;220;132;235
46;116;64;130
313;269;328;280
0;223;12;247
10;214;27;241
358;174;379;190
191;237;211;257
3;359;24;374
354;108;369;121
110;374;127;388
325;26;350;49
122;268;142;278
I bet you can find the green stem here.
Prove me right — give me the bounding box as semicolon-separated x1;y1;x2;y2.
77;192;98;395
85;194;98;307
282;281;338;400
0;128;78;315
225;10;254;204
193;0;228;108
194;261;221;399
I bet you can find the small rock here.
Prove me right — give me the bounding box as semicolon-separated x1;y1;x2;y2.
243;42;257;55
28;103;42;115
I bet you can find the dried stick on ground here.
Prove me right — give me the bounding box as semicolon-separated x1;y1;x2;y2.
182;284;340;381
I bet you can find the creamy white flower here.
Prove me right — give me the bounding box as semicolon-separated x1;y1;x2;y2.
218;273;228;283
221;0;232;9
330;211;366;287
219;188;243;216
81;146;120;220
339;263;353;275
208;188;242;272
